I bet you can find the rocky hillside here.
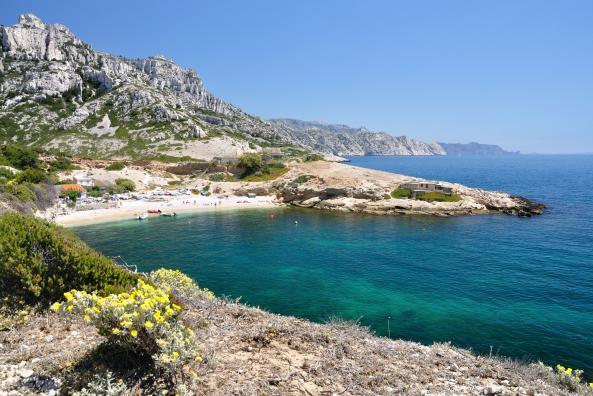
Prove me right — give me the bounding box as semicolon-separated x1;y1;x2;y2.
0;14;303;160
0;14;477;162
438;142;519;155
269;118;446;156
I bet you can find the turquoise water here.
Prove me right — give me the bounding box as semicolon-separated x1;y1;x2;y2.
72;155;593;374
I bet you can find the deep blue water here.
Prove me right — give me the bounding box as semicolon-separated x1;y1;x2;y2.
72;155;593;374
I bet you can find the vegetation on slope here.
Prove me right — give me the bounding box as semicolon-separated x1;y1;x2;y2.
0;213;138;305
0;214;591;394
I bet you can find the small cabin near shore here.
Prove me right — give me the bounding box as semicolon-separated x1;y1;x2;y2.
59;184;87;199
400;182;453;198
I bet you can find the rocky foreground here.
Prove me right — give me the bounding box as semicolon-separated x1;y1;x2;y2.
0;294;576;395
232;161;545;217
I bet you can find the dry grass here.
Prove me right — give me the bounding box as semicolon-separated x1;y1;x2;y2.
1;295;588;395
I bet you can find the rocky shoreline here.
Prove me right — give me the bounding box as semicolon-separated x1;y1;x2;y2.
233;161;546;218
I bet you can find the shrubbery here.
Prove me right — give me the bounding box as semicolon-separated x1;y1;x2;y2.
417;192;462;202
1;144;40;169
237;153;263;175
109;178;136;194
3;183;36;202
0;214;138;305
391;188;412;198
51;279;199;374
105;162;126;171
149;268;214;301
550;364;593;392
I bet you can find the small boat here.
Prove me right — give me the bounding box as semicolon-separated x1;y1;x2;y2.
147;209;161;214
136;213;148;220
161;212;177;217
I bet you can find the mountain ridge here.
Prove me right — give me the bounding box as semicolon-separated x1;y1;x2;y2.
1;14;515;160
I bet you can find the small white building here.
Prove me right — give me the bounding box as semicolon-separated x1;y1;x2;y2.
73;175;94;187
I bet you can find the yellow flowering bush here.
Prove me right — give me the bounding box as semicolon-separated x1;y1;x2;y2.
148;268;214;300
50;279;198;373
553;364;593;393
0;295;31;330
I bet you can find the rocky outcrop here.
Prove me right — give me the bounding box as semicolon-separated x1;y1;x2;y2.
438;142;519;155
268;161;545;217
269;118;446;156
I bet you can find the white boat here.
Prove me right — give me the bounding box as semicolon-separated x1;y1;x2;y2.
136;213;148;220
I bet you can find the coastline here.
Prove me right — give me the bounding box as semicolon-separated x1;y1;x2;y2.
51;195;280;227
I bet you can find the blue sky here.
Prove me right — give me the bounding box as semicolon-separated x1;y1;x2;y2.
3;1;593;153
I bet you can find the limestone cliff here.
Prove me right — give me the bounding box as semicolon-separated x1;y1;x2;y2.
269;118;446;156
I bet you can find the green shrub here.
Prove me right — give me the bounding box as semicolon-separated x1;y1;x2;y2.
1;145;40;169
417;192;462;202
106;162;126;171
49;156;73;172
0;167;16;181
267;162;286;169
167;180;183;186
0;214;138;305
115;178;135;192
391;188;412;199
63;189;79;202
73;371;127;396
292;175;310;185
305;153;324;162
208;173;225;182
15;168;47;184
237;153;263;175
5;183;37;202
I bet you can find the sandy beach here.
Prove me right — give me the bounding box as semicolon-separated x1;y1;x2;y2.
52;195;280;226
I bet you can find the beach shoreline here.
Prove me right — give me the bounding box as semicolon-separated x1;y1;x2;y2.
51;195;280;227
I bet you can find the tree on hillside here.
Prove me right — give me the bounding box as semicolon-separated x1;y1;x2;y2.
238;153;263;175
1;145;40;170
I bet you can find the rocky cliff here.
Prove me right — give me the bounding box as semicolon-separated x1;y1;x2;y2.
269;118;446;156
0;14;516;161
0;14;299;160
438;142;519;155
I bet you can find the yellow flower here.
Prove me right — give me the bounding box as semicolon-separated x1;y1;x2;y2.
112;328;120;335
196;356;203;363
184;338;190;344
84;314;90;322
172;304;181;311
130;329;138;338
64;292;74;301
144;321;153;330
171;351;179;360
49;302;62;312
66;305;74;311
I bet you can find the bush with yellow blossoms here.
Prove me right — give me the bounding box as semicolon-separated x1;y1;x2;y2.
50;279;198;373
552;364;593;394
148;268;214;302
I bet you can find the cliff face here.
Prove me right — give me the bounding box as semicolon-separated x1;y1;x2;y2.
0;14;297;160
0;14;514;161
438;142;519;155
270;119;446;156
0;14;452;160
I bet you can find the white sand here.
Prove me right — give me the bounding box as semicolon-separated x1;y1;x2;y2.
53;195;280;227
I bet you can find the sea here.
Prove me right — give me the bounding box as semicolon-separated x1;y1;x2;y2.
72;155;593;374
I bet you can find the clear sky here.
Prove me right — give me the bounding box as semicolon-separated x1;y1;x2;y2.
3;1;593;153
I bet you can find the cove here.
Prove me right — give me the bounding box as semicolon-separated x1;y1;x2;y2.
72;155;593;374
